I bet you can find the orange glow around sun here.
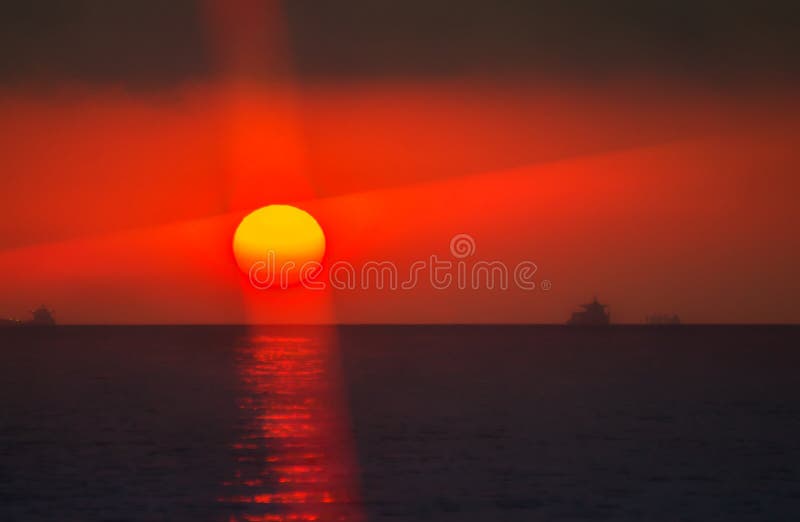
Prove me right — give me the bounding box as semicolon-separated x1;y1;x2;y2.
233;205;326;287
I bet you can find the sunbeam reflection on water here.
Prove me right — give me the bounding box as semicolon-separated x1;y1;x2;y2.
219;330;363;521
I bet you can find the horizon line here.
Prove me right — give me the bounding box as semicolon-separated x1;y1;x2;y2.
6;323;799;328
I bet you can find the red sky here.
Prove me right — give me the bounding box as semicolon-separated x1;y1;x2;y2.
1;1;799;324
0;78;798;324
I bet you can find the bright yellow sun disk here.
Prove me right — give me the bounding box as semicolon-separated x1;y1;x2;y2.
233;205;326;286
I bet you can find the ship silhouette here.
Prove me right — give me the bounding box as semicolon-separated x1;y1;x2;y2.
567;297;610;326
0;305;56;327
646;313;681;325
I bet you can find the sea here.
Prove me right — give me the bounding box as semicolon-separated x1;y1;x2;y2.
1;325;799;521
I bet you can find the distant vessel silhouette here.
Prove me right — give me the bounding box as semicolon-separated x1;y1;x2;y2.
646;313;681;325
567;297;610;326
0;305;56;327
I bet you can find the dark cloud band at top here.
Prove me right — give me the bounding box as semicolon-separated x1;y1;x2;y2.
0;0;798;87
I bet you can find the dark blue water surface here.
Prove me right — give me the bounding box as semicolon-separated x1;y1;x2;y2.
1;325;799;521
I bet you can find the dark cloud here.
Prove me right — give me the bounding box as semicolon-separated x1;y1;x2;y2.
285;0;800;83
1;0;799;86
0;0;211;87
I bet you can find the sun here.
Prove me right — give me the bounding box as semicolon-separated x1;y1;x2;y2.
233;205;326;287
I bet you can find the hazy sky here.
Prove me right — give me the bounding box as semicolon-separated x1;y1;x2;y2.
0;1;798;324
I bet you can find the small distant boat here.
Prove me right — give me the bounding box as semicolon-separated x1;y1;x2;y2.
646;314;681;325
0;305;56;327
567;297;610;326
